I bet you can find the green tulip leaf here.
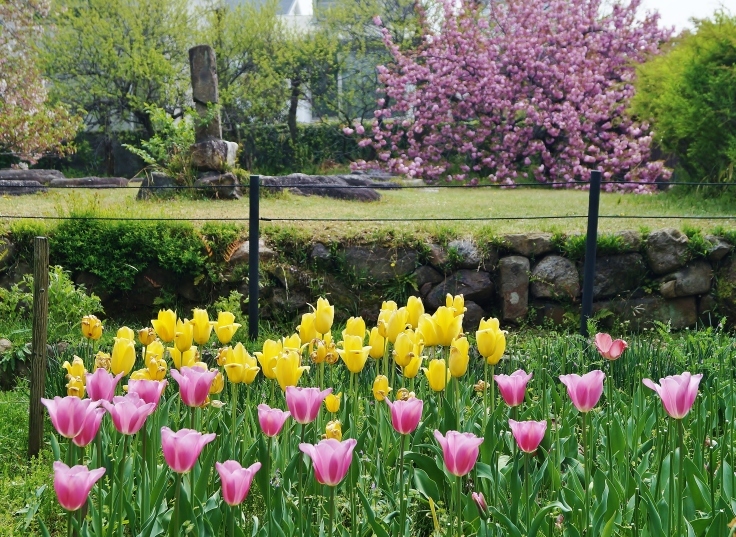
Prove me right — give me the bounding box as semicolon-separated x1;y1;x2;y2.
528;501;570;537
488;506;522;537
412;467;440;501
358;488;391;537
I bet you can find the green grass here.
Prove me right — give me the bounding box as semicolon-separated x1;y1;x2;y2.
1;183;736;241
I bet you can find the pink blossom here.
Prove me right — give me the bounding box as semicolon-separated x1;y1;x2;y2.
559;371;605;413
101;393;155;435
299;438;357;486
285;386;332;425
86;369;124;402
257;404;291;437
161;427;216;473
53;461;105;511
643;372;702;419
41;396;100;439
494;369;533;407
216;460;261;506
128;379;168;407
343;127;354;135
433;429;483;476
170;366;217;407
385;397;423;435
594;333;628;361
72;407;106;447
509;419;547;453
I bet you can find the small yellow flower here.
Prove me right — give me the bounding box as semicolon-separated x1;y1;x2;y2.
255;339;281;379
372;375;392;401
63;356;86;384
214;311;241;345
376;302;397;338
432;307;463;347
94;351;111;372
144;356;167;381
393;329;423;367
151;309;177;343
66;376;85;398
111;337;136;376
81;315;103;340
274;350;310;391
396;387;416;401
297;312;317;346
385;307;409;344
368;327;386;359
216;346;230;367
129;368;150;381
325;420;342;441
324;392;342;413
174;319;194;353
406;296;425;329
311;334;337;364
146;340;165;361
313;297;335;335
209;369;225;394
223;343;260;384
476;318;506;365
191;308;213;346
138;327;157;346
423;358;451;392
417;314;439;348
342;317;366;341
402;354;423;379
169;346;198;370
117;326;135;341
448;336;470;378
474;380;488;393
337;334;371;373
446;293;466;316
282;333;302;352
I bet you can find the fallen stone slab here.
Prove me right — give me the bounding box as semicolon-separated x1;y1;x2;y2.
260;173;396;202
0;169;64;184
0;180;47;195
48;177;129;188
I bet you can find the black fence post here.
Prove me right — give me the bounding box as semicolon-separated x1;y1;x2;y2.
248;175;260;341
580;170;602;337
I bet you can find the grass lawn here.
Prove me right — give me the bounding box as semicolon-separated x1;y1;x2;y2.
1;183;735;240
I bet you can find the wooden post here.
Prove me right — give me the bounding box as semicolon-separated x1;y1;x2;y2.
28;237;49;460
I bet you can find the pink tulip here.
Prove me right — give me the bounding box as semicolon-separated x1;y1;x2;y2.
471;491;489;518
643;372;703;419
385;397;423;435
509;419;547;453
299;438;358;486
41;396;101;439
559;370;606;413
101;393;156;435
72;407;106;447
216;460;262;506
257;404;291;437
170;366;218;407
285;386;332;425
128;379;168;407
494;370;533;407
433;430;483;477
53;461;106;511
86;369;124;401
161;427;216;473
594;333;628;361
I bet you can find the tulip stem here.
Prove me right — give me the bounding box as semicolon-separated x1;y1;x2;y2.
117;435;129;537
172;473;181;537
524;453;530;533
398;434;407;536
266;437;273;537
328;484;335;537
677;419;684;537
95;434;103;537
455;475;462;537
298;424;306;537
231;382;239;460
581;412;590;536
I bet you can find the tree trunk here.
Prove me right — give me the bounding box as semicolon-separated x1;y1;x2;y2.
288;77;301;147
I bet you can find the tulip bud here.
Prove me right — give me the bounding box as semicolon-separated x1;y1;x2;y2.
324;392;341;413
117;326;135;341
66;376;85;398
313;297;335;336
406;296;424;329
297;312;317;345
81;315;103;340
368;327;386;359
151;309;177;343
191;308;213;346
372;375;392;401
63;357;87;383
138;327;157;346
448;337;470;378
94;351;111;372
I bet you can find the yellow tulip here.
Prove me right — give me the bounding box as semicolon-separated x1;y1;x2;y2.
406;296;425;329
145;355;167;381
337;334;371;373
209;369;225;394
81;315;103;340
151;309;177;343
297;312;317;346
376;304;396;338
117;326;135;341
396;387;416;401
393;329;424;367
402;354;424;379
432;307;463;347
368;327;386;359
214;311;241;344
381;300;398;312
130;368;150;381
223;343;260;384
216;346;230;367
476;318;506;365
146;340;165;360
343;316;366;341
111;337;136;376
372;375;392;401
311;334;336;364
324;392;342;413
94;351;111;371
255;339;281;379
282;333;302;352
417;314;439;347
423;358;451;392
325;420;342;441
138;327;157;346
63;356;86;384
446;293;467;316
175;319;194;353
314;297;335;335
275;350;310;391
386;307;409;344
449;337;470;378
191;308;213;345
169;346;198;370
66;376;85;398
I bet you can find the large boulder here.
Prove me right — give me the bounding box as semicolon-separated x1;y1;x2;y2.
704;235;732;262
502;233;555;257
594;296;697;330
613;230;643;253
588;253;647;299
342;246;418;282
645;228;690;275
659;260;713;298
136;172;177;200
530;256;580;300
413;265;444;289
228;239;276;266
462;301;487;331
447;239;483;269
498;256;529;321
190;139;237;171
425;270;494;309
194;172;242;200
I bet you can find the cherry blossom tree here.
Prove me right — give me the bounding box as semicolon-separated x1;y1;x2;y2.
0;0;81;164
354;0;673;188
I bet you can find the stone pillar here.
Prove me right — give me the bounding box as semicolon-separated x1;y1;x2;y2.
189;45;222;141
499;256;530;321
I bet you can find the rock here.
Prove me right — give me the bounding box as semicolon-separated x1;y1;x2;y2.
259;174;385;202
413;265;444;288
0;260;31;289
189;45;222;141
228;239;276;265
427;244;449;268
698;294;718;326
589;253;647;299
614;230;643;252
705;235;732;262
0;180;47;195
447;239;482;269
645;228;690;275
128;266;178;307
48;177;129;188
499;256;530;321
0;169;64;184
177;279;207;302
310;243;331;265
342;246;418;282
270;287;310;315
425;270;494;310
136;172;176;200
659;260;713;298
532;301;567;326
225;142;238;168
594;296;697;330
194;172;242;199
191;139;232;172
462;301;486;332
502;233;555;257
420;282;433;297
74;272;110;302
530;256;580;300
0;339;11;354
0;238;15;272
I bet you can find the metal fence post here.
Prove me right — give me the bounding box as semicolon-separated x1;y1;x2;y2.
248;175;260;341
28;236;49;460
580;170;602;337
